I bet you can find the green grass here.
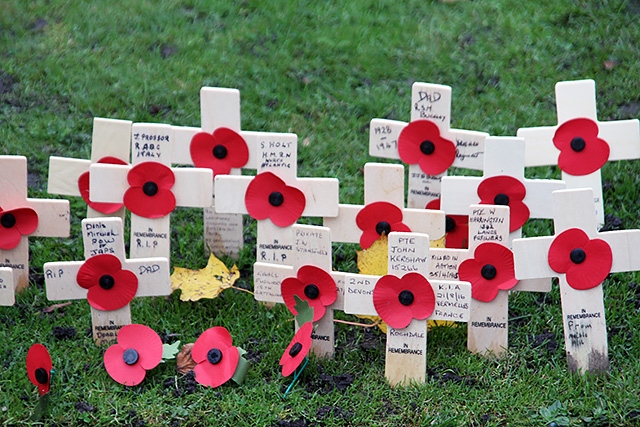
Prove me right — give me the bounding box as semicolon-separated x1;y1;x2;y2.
3;0;640;425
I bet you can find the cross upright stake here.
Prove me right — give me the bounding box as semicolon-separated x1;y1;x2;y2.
369;82;488;208
0;156;70;292
44;217;171;346
441;136;566;292
517;79;640;226
0;268;15;306
343;231;471;386
48;117;132;219
88;123;213;260
512;188;640;373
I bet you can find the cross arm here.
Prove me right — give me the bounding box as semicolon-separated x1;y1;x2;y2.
253;261;293;303
28;199;70;237
601;120;640;161
369;118;406;159
0;268;14;306
343;273;379;316
122;258;171;297
511;236;556;281
47;157;90;196
440;176;482;214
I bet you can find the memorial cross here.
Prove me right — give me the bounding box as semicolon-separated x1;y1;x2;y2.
0;268;14;306
440;136;565;292
369;82;488;208
48;117;132;219
43;217;171;346
512;188;640;373
88;123;213;259
517;79;640;226
0;156;70;292
343;231;471;386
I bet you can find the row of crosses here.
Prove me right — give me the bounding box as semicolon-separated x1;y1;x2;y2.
3;79;640;383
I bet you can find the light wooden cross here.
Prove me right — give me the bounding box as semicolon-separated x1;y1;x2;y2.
323;163;445;247
441;136;566;292
48;117;132;219
172;87;279;256
215;132;339;266
512;188;640;373
343;232;471;386
0;156;70;292
369;82;488;208
44;217;171;346
88;123;213;259
0;268;15;306
253;224;345;357
517;79;640;226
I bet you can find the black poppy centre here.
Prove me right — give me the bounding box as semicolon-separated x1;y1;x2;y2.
289;342;302;357
375;221;391;236
570;136;586;152
445;216;456;232
0;213;16;229
269;191;284;207
212;144;228;159
493;193;510;206
207;348;223;364
99;274;115;290
570;248;586;264
304;284;320;299
123;348;139;365
481;264;497;280
34;367;49;385
398;290;414;306
420;140;436;155
142;181;159;197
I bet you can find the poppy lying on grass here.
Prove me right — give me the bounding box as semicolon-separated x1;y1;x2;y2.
104;324;163;386
280;322;314;377
26;344;52;396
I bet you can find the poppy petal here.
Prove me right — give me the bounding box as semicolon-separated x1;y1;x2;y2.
123;187;177;219
548;228;591;274
280;322;314;377
270;185;306;227
104;344;147;386
76;254;125;289
553;118;610;176
297;265;337;308
459;242;517;303
0;226;22;250
359;229;383;250
356;201;404;230
373;275;411;329
477;176;529;232
245;172;305;227
11;208;39;235
116;324;163;370
398;120;456;175
26;344;52;395
192;327;234;363
193;346;239;388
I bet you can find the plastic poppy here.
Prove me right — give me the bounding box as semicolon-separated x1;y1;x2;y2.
244;171;305;227
76;254;138;311
477;175;530;232
372;272;435;329
0;206;38;250
281;265;337;322
458;242;518;302
553;118;610;176
355;201;411;249
190;127;249;176
280;322;313;377
397;120;456;175
547;228;612;290
192;326;240;388
103;324;163;386
78;156;128;214
426;199;468;249
123;162;176;218
26;344;52;395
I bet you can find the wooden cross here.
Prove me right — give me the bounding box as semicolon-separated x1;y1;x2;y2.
48;117;132;219
253;224;345;357
323;162;445;247
0;156;70;292
215;132;339;266
343;231;471;386
88;123;213;259
172;87;277;256
369;82;488;208
0;268;15;306
440;136;565;292
512;188;640;373
43;217;171;346
517;79;640;226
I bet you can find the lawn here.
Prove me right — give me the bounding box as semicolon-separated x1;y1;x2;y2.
2;0;640;425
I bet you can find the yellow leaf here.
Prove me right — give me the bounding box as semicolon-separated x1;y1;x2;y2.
171;254;240;301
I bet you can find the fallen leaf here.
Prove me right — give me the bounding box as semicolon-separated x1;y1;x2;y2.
171;254;240;301
42;302;72;313
176;343;196;374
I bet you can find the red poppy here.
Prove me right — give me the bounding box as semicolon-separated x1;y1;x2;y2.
0;206;38;250
547;228;612;290
458;242;518;302
553;118;610;176
103;324;163;386
372;272;435;329
190;127;249;176
26;344;52;396
245;172;305;227
77;156;128;214
280;322;313;377
355;201;411;249
123;162;176;218
281;265;337;322
397;120;456;175
477;175;530;232
76;254;138;311
426;199;468;249
192;326;240;388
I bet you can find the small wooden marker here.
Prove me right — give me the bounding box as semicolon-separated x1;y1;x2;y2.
88;123;213;259
517;79;640;226
512;188;640;373
0;156;70;292
48;117;131;219
369;82;488;208
0;268;15;306
343;232;471;386
44;217;171;346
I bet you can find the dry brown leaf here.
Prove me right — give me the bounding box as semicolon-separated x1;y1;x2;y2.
176;343;196;374
42;302;72;313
